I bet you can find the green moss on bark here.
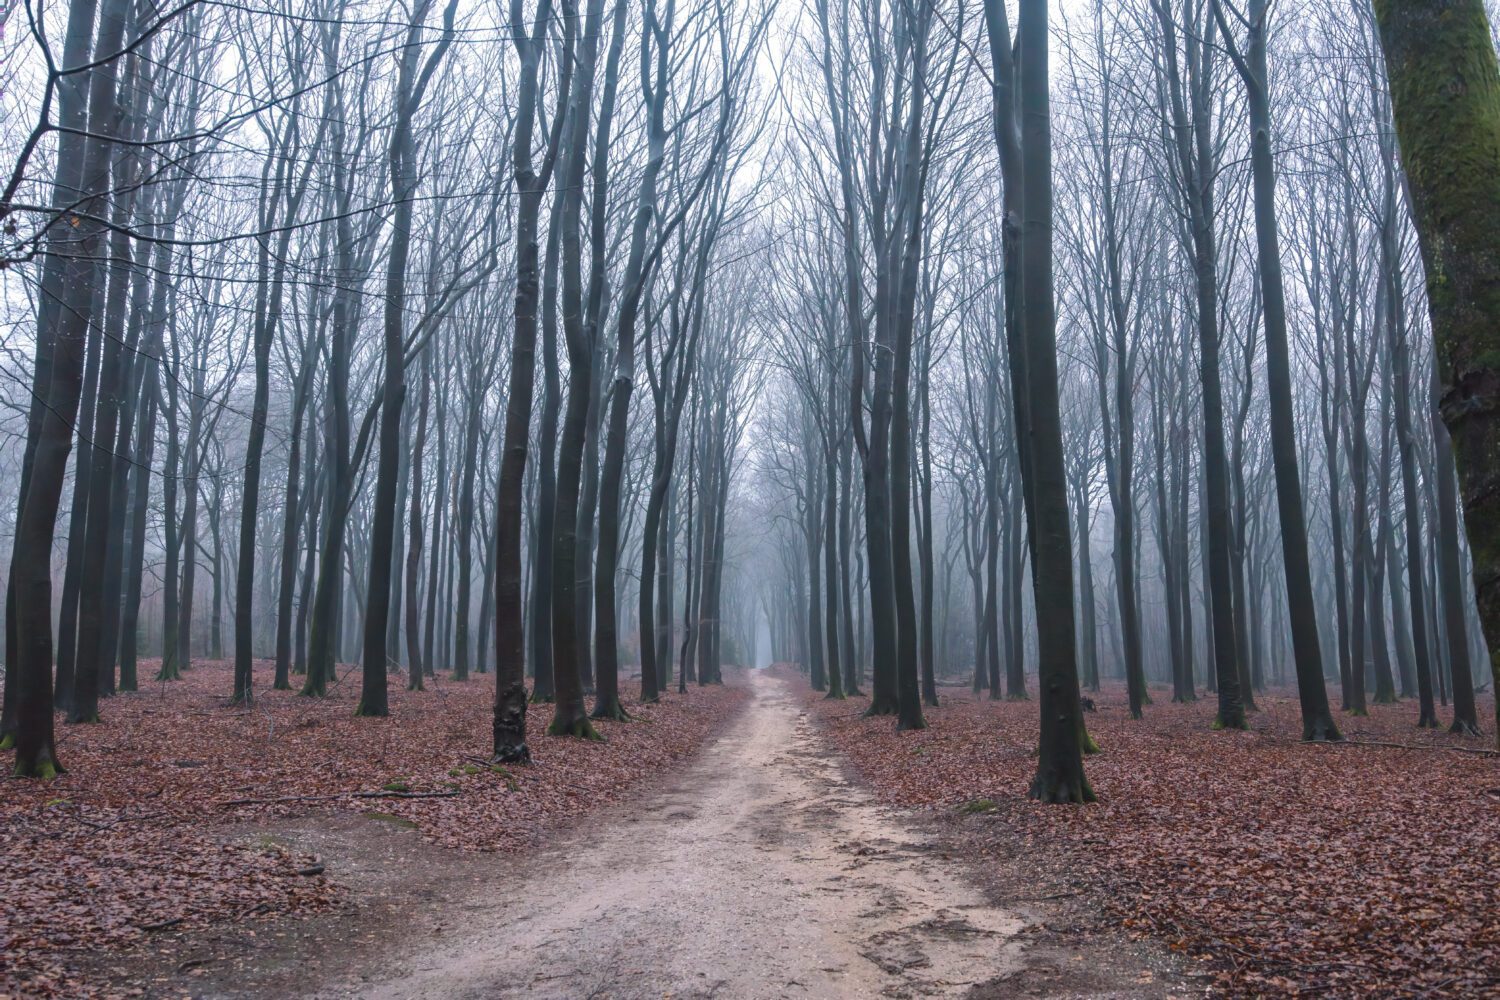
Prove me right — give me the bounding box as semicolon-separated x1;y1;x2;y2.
1374;0;1500;749
547;715;603;741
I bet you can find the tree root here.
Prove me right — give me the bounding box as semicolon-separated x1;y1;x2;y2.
1301;719;1343;743
591;699;632;722
1027;774;1096;804
13;753;64;779
548;715;603;740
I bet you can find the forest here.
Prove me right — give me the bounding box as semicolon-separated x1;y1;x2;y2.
1;0;1498;996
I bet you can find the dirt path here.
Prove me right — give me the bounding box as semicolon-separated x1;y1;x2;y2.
318;671;1026;999
132;672;1183;999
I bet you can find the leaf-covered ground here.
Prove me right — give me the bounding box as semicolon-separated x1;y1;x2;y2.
796;673;1499;998
0;660;745;998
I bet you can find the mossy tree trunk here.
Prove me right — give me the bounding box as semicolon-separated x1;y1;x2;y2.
1373;0;1500;744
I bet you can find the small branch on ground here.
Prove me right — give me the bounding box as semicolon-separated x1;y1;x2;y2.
218;789;460;807
1302;738;1499;757
139;918;184;933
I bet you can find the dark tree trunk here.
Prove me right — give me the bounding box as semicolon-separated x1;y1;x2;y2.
677;412;699;691
1374;0;1500;742
1433;376;1481;733
1212;0;1340;738
495;0;567;758
407;347;432;690
529;188;566;704
595;0;678;722
13;0;122;776
983;429;1002;701
1007;0;1093;801
1004;465;1026;700
274;366;314;690
55;252;105;715
72;46;146;718
824;430;846;700
388;404;410;675
916;335;936;707
861;270;899;715
423;349;449;676
97;220;152;698
453;384;483;683
360;0;455;716
234;169;291;704
889;8;928;732
805;451;826;694
838;432;860;695
2;0;99;752
1072;471;1100;693
549;0;611;740
1155;0;1246;729
119;235;171;693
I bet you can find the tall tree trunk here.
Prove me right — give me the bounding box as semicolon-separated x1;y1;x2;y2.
917;337;937;707
423;351;449;675
805;456;826;694
677;411;699;691
1008;0;1093;801
1374;0;1500;741
889;7;929;732
360;0;455;715
13;0;122;775
1073;471;1100;692
1218;0;1341;737
99;221;152;697
594;0;675;721
496;0;565;755
303;29;359;697
983;422;1002;700
407;347;432;690
1433;372;1481;733
234;154;295;703
72;42;146;718
55;256;105;715
838;432;860;694
824;421;846;700
1;0;100;751
549;0;612;739
1156;0;1246;729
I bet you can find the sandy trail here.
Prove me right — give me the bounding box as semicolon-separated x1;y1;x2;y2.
329;671;1029;1000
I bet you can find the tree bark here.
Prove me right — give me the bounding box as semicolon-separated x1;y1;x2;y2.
1007;0;1093;801
1214;0;1340;739
1374;0;1500;744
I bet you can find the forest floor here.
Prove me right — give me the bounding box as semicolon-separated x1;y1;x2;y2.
0;659;745;998
4;666;1194;999
796;671;1500;998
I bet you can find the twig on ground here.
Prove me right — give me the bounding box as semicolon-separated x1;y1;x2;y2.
218;789;459;807
139;917;185;933
1302;738;1499;758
